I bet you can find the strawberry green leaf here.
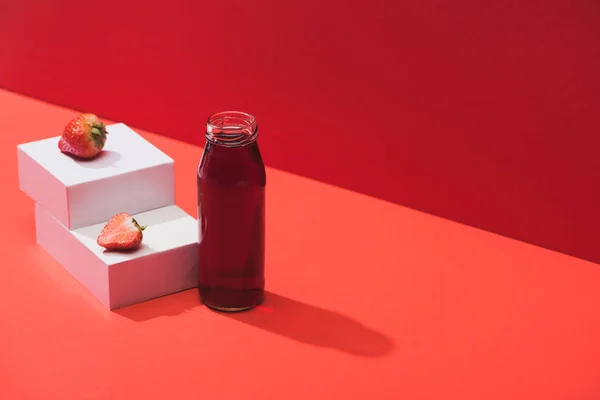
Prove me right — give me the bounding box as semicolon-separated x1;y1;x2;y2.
132;218;147;231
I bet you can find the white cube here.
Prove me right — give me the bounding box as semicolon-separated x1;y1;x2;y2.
18;123;175;229
35;203;199;309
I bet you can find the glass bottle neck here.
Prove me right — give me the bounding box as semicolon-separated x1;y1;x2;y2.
206;111;258;147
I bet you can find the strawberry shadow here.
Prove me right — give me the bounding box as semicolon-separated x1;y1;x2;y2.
101;242;151;254
98;243;159;262
63;150;121;169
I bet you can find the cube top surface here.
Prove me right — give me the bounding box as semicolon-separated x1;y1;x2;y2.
17;123;173;186
72;205;199;265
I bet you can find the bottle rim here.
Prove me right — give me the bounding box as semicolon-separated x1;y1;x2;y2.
206;111;258;147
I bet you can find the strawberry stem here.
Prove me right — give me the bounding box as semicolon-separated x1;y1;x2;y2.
90;123;108;149
91;122;108;135
132;218;147;231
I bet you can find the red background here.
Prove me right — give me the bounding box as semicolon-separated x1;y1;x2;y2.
1;0;598;262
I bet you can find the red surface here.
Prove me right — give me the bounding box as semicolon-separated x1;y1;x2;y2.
1;1;599;263
2;90;600;399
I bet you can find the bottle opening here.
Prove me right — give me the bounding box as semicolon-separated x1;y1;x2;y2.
206;111;258;147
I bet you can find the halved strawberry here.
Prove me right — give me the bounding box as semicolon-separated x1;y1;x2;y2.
58;113;108;159
97;212;146;251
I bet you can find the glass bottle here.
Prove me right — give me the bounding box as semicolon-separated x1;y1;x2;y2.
197;111;266;311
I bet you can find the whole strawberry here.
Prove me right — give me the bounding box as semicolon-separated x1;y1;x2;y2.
97;212;146;251
58;113;108;159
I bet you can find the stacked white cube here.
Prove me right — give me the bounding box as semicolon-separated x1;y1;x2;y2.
17;123;199;309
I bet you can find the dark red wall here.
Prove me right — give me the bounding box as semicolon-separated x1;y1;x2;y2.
2;0;599;262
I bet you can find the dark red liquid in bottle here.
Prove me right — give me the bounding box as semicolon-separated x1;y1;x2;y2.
197;112;266;311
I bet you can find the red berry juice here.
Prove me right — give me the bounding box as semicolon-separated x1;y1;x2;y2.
197;111;266;311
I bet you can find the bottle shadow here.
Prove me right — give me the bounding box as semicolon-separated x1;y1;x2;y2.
223;291;395;357
114;290;394;357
